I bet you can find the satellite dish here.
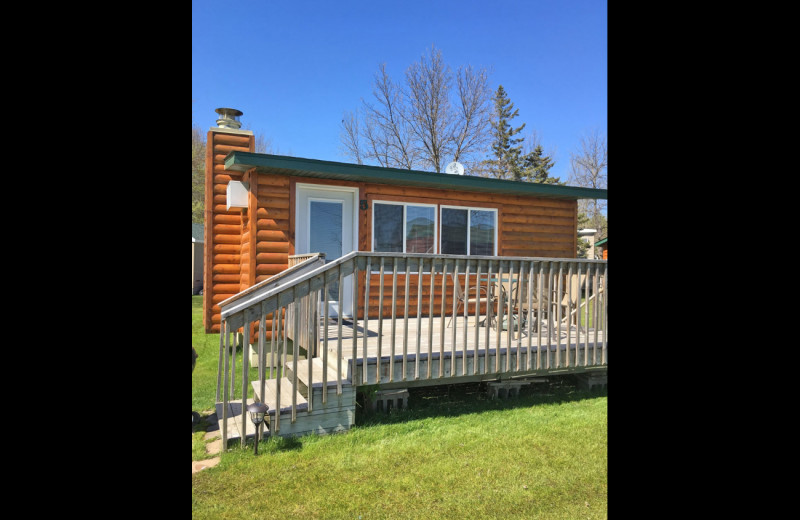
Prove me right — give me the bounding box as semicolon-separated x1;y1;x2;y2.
445;161;464;175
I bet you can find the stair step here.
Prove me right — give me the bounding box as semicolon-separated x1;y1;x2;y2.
250;377;308;414
294;358;352;389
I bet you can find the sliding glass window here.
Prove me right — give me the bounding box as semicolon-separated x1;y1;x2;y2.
440;206;497;255
372;202;436;253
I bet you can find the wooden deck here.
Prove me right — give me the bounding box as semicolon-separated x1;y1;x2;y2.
315;314;606;389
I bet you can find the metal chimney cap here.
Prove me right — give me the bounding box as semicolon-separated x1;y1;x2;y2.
215;107;243;129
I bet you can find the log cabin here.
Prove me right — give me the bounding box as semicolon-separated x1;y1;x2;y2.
203;108;608;444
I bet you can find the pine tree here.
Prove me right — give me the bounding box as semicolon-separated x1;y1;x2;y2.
488;85;526;180
521;144;561;184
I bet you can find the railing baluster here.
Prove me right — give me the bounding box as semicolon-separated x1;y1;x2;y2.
515;261;522;372
526;261;533;370
377;259;385;384
293;295;300;423
241;321;250;447
602;263;608;365
259;311;266;412
231;327;236;399
439;261;447;378
216;319;224;402
276;305;284;434
536;262;543;370
576;262;582;367
222;319;229;448
451;258;459;377
403;258;410;382
427;259;434;380
390;257;398;383
416;257;423;380
484;260;491;375
337;265;344;394
592;266;600;365
496;261;503;373
364;256;371;385
584;263;591;367
270;311;276;380
463;259;470;377
307;290;313;413
566;263;573;368
474;260;482;376
556;262;563;368
323;276;329;404
506;261;513;372
352;262;359;386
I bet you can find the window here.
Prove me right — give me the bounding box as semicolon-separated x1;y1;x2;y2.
440;206;497;255
372;202;436;253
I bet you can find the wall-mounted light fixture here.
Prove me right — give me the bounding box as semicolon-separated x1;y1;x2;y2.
227;181;249;211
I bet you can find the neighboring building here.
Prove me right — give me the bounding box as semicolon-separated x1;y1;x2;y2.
202;108;608;335
192;223;204;295
595;236;607;259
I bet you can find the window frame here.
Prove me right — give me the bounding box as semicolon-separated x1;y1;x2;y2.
371;200;438;254
439;205;498;256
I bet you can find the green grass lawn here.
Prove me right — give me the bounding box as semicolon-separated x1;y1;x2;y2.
193;296;607;519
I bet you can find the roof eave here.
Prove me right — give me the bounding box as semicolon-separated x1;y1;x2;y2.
225;152;607;200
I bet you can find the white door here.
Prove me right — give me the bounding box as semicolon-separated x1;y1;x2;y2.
295;184;358;318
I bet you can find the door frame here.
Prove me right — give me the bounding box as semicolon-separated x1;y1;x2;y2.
295;183;359;317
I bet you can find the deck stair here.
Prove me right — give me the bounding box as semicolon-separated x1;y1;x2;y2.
249;357;355;439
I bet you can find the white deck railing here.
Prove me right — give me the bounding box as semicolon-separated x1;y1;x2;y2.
217;252;607;446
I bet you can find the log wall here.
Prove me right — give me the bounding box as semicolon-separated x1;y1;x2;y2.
208;168;578;334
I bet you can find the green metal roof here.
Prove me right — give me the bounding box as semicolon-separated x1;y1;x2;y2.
594;237;607;247
224;152;607;200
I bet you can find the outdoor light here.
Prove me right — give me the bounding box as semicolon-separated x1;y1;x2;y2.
247;402;269;455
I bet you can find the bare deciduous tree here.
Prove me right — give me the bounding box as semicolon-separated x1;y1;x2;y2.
569;129;608;236
340;46;491;174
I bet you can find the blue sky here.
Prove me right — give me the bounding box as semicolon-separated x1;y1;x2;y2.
192;0;607;184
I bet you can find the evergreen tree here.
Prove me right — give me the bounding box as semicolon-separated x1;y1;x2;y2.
488;85;526;180
521;144;561;184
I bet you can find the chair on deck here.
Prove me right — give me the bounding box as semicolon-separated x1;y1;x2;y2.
447;273;495;328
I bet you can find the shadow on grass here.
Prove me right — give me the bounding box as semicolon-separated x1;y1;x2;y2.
354;374;607;428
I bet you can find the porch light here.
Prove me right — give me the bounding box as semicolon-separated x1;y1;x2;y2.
247;402;269;455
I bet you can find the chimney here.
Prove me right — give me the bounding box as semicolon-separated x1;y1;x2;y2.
215;107;243;129
203;108;255;333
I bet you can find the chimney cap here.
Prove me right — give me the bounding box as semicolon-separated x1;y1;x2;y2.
215;107;243;129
